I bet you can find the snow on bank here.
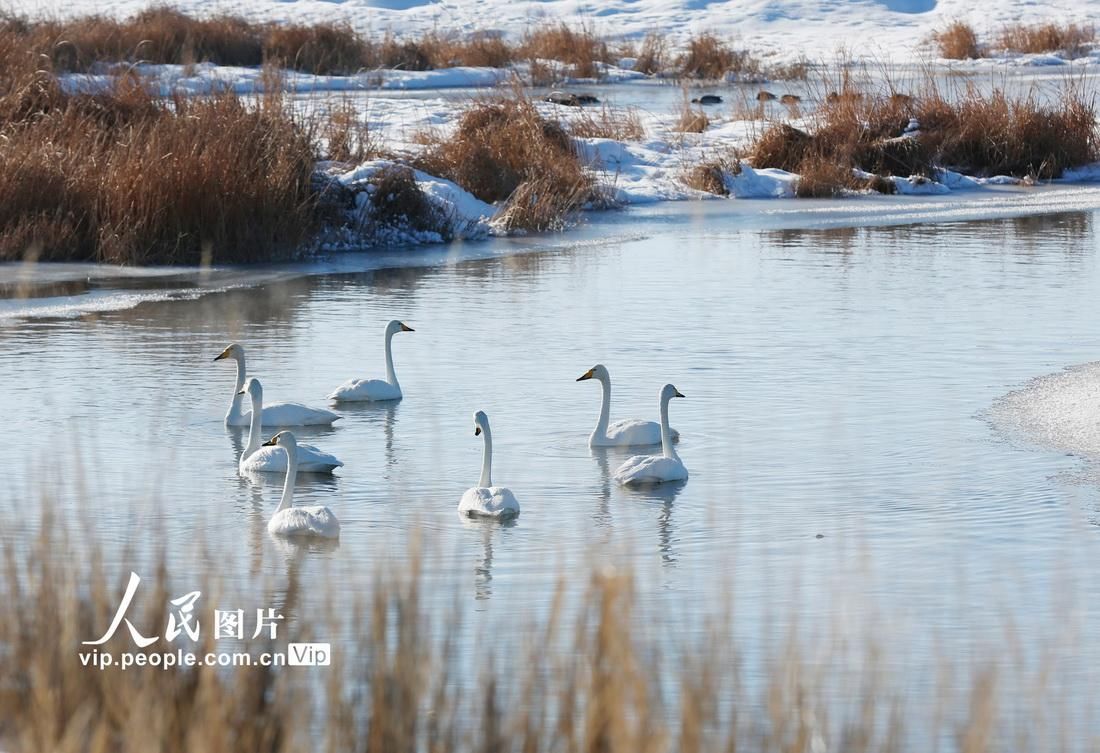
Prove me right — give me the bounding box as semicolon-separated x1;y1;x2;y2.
307;92;1100;248
61;63;511;97
13;0;1099;66
50;59;1100;248
313;159;497;249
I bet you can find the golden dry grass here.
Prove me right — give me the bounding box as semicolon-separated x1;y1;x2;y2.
0;505;1073;753
568;105;646;141
413;93;595;231
680;153;741;196
678;33;762;80
750;77;1098;196
0;68;318;264
996;22;1095;56
0;10;515;75
932;21;981;59
674;104;710;133
520;23;611;80
633;32;669;75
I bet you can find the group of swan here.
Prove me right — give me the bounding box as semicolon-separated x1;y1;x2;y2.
214;321;688;539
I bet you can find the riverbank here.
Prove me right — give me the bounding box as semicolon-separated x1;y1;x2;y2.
4;10;1100;264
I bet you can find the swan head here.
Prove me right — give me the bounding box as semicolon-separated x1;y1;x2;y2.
213;343;243;362
576;364;609;382
473;410;489;436
387;320;415;335
661;384;686;402
237;377;262;398
262;430;297;450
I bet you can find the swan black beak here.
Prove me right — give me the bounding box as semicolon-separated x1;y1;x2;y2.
237;389;246;395
475;426;481;436
576;369;594;381
262;436;277;447
213;353;226;361
401;323;415;332
674;389;686;398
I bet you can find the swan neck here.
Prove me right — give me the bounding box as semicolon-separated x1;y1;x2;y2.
660;394;675;459
244;387;263;460
276;444;297;513
384;329;399;389
479;427;493;488
594;374;611;438
227;354;246;423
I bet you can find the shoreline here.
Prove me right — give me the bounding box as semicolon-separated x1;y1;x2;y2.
5;183;1100;321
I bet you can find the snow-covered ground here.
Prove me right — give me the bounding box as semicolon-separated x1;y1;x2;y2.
291;83;1100;247
11;0;1099;66
19;0;1100;249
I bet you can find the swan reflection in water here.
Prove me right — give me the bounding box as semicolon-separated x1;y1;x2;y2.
620;478;687;567
589;446;614;529
332;400;399;466
461;514;518;602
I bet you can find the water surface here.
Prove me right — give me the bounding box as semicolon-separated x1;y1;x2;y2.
4;192;1100;728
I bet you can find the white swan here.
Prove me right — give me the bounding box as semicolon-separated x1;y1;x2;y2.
459;411;520;519
263;431;341;539
329;320;414;402
238;378;343;474
613;384;688;485
214;344;341;427
577;364;680;447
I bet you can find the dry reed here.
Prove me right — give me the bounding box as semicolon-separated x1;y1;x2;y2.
0;505;1070;753
568;106;646;141
996;22;1095;56
932;21;981;59
750;77;1098;196
413;93;595;230
0;68;318;264
520;23;611;80
678;33;762;80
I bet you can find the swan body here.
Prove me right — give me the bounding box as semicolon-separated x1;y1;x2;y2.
458;411;520;519
614;384;688;485
459;486;521;519
238;378;342;474
329;320;413;402
264;432;341;539
577;365;679;447
214;344;341;427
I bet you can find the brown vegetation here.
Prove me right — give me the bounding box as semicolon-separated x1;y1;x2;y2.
362;165;451;238
918;84;1097;177
264;21;369;74
0;9;521;76
750;80;1098;196
319;101;379;163
633;32;669;75
996;22;1095;56
0;9;813;82
0;511;1069;753
520;23;610;80
414;95;595;231
677;33;761;80
0;66;318;264
568;106;646;141
931;20;1094;59
674;104;710;133
680;152;741;195
932;21;981;59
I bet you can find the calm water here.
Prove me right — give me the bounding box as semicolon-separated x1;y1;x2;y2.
4;191;1100;725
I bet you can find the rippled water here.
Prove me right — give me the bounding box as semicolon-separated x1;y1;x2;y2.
5;192;1100;721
